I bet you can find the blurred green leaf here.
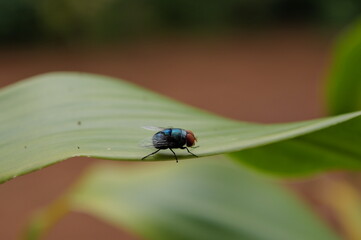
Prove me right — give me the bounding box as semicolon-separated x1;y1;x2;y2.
24;158;340;240
1;72;361;183
231;115;361;175
327;18;361;115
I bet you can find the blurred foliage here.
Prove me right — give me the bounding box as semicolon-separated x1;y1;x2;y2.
327;18;361;115
0;0;40;43
1;0;361;45
24;158;340;240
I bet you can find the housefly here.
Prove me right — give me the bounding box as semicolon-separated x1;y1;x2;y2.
141;126;198;162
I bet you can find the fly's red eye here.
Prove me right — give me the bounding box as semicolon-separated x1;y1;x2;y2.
186;130;197;147
186;130;197;140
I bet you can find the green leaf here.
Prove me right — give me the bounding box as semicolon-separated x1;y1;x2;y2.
24;158;340;240
1;72;361;183
327;18;361;115
230;115;361;175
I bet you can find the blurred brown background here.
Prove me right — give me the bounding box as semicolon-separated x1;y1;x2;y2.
1;0;361;239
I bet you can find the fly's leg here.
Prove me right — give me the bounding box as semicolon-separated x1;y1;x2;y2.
169;148;178;163
182;147;198;158
142;149;161;160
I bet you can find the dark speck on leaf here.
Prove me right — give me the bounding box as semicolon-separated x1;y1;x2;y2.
24;146;27;149
77;121;81;126
77;146;80;149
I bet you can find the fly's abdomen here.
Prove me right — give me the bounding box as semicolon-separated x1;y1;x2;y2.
152;132;168;149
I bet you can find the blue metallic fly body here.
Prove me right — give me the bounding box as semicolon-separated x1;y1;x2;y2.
141;127;198;162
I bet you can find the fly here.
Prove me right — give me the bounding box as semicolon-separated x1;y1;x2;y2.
141;127;198;162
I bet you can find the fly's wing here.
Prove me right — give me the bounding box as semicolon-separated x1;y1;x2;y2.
140;126;162;148
141;126;170;148
140;126;164;148
151;136;170;148
139;136;169;148
142;126;166;131
139;137;154;148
